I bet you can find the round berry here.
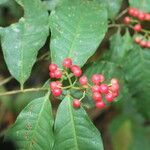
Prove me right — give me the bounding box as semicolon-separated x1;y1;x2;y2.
95;101;105;109
92;85;101;93
128;7;135;16
49;64;58;72
71;66;82;77
105;93;114;102
52;88;62;97
134;24;142;32
54;70;62;79
139;40;147;48
56;81;62;87
99;84;109;94
63;58;72;68
138;11;145;21
145;13;150;21
124;16;131;24
112;91;119;98
49;72;55;78
91;74;104;84
111;83;120;92
146;41;150;48
50;81;57;89
92;92;102;102
79;76;88;85
110;78;119;85
73;99;80;108
132;8;139;17
134;37;141;44
71;65;79;72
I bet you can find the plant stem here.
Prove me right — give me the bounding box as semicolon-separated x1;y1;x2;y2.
0;88;48;96
115;8;128;21
65;71;73;86
0;76;13;86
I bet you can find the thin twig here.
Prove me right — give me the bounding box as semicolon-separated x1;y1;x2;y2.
115;8;128;21
0;88;49;96
0;76;13;86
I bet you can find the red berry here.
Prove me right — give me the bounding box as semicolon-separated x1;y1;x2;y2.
71;66;82;77
71;65;79;71
105;93;114;102
54;70;62;79
112;91;119;98
99;84;109;94
111;83;120;92
145;13;150;21
134;24;142;32
92;92;102;102
95;101;105;109
73;99;80;108
52;88;62;97
110;78;119;85
92;85;101;93
91;74;104;84
128;7;135;16
132;8;139;17
63;58;72;68
50;81;57;89
139;40;147;47
49;72;55;78
56;81;62;87
146;41;150;48
138;11;145;21
124;16;131;24
134;37;141;44
79;76;88;85
49;64;58;72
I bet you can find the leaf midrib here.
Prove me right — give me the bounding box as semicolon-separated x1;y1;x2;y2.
68;98;79;150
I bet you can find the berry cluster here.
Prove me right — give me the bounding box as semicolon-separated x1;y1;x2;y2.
49;58;120;109
123;7;150;48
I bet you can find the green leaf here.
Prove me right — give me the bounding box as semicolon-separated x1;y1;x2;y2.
123;45;150;119
5;92;54;150
0;0;8;5
50;0;107;67
43;0;60;11
53;96;103;150
0;0;49;86
97;0;123;19
129;0;150;12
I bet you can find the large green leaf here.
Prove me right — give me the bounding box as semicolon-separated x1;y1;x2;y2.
53;96;103;150
50;0;107;67
5;92;54;150
123;46;150;119
0;0;8;5
0;0;49;86
97;0;123;20
129;0;150;12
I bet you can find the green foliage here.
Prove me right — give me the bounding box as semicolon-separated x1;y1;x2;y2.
5;92;54;150
0;0;49;86
0;0;8;5
50;0;107;67
53;96;103;150
129;0;150;12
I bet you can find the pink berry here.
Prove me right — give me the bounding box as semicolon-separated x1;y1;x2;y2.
71;65;79;72
50;81;57;89
128;7;135;16
95;101;105;109
105;93;114;102
63;58;72;68
49;64;58;72
146;41;150;48
112;91;119;98
138;11;145;21
99;84;109;94
92;85;101;93
110;78;119;85
54;70;62;79
134;37;141;44
139;40;147;48
132;8;139;17
111;83;120;92
71;67;82;77
73;99;80;108
91;74;104;84
52;88;62;97
49;72;55;78
79;76;88;85
134;24;142;32
145;13;150;21
124;16;131;24
92;92;102;102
